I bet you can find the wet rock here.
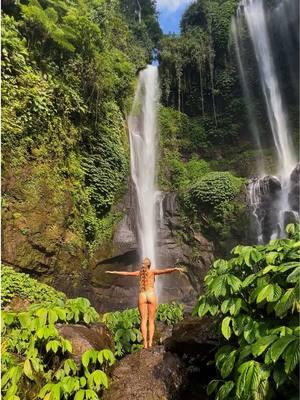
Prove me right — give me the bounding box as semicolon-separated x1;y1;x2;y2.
284;210;299;226
289;163;300;212
262;175;281;193
164;316;218;356
56;323;114;364
102;346;187;400
290;163;300;183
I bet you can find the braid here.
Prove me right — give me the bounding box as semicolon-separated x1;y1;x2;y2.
139;264;148;291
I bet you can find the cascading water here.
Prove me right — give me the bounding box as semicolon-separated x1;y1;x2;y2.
232;0;299;243
128;65;160;268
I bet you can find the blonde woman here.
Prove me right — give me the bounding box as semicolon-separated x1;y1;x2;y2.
106;257;183;348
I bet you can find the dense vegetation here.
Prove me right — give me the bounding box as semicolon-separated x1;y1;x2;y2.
2;0;160;260
2;286;113;400
103;302;184;356
2;266;66;306
1;266;183;399
193;224;300;399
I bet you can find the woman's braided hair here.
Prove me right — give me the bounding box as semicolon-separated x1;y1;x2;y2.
140;258;151;291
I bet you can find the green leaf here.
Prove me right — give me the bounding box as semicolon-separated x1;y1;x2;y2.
257;284;273;303
50;384;61;400
220;350;237;378
207;380;220;395
23;359;34;380
273;365;288;388
237;361;269;398
266;252;279;265
221;317;232;340
210;275;227;297
287;267;300;283
242;273;257;288
74;390;85;400
282;339;300;373
251;335;277;357
48;309;58;324
216;381;235;400
226;275;242;293
270;335;297;363
46;340;60;353
93;370;108;388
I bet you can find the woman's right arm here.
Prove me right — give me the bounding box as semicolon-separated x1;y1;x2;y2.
153;267;184;275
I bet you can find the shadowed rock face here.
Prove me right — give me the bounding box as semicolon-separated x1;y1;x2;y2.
102;346;187;400
90;189;214;312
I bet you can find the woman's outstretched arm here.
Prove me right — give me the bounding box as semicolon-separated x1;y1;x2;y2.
153;267;184;275
105;270;140;276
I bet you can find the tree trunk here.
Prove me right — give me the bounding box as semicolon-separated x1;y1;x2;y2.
198;62;204;116
209;46;217;126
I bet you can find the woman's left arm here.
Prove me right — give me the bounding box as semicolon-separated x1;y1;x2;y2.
105;271;139;276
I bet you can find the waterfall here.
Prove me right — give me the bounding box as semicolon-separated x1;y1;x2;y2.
128;65;160;267
233;0;299;242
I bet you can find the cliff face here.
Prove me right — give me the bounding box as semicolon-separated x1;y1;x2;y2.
2;163;213;312
2;163;90;296
88;188;214;312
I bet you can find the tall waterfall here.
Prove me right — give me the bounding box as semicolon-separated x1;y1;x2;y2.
128;65;160;266
232;0;299;243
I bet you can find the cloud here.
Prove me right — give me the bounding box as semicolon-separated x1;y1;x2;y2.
157;0;194;13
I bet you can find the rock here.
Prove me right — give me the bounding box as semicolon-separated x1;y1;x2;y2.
56;323;114;364
4;296;31;312
290;163;300;183
153;321;173;345
284;210;299;226
2;163;93;301
164;317;218;400
102;346;187;400
164;316;218;356
262;175;281;193
289;164;300;212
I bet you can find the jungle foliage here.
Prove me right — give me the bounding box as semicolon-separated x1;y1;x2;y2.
193;224;300;400
159;105;247;254
158;0;243;145
2;0;158;254
1;265;66;306
103;302;184;356
1;295;115;400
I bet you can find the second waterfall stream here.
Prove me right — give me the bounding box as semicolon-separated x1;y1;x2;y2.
128;65;160;271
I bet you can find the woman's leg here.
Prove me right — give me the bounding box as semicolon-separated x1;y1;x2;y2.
147;293;157;348
138;293;148;348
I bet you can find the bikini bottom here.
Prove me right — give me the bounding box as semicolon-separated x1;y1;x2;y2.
140;288;155;302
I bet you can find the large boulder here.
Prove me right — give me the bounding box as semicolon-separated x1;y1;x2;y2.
164;317;218;400
102;346;187;400
56;323;114;364
164;316;218;356
289;163;300;212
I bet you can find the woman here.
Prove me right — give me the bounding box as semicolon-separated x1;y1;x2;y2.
105;258;184;349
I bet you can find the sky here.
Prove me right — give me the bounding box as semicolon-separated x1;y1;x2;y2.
157;0;195;34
